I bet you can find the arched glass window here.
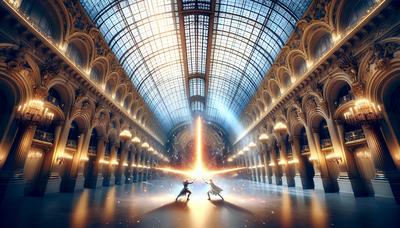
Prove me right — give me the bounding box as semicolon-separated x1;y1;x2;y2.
334;84;353;108
47;88;64;110
90;65;102;82
66;42;85;67
313;33;332;59
88;129;98;153
293;57;307;76
300;127;309;153
340;0;375;30
190;101;204;112
67;121;79;149
282;73;291;88
189;78;205;97
319;120;332;148
105;80;114;94
20;0;60;41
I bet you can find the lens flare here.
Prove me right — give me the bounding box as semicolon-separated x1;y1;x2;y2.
155;117;246;179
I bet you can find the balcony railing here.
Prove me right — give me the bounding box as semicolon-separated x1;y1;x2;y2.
300;145;310;153
33;130;54;143
47;95;64;109
345;129;365;142
66;139;78;149
320;138;332;149
335;94;354;108
88;145;97;154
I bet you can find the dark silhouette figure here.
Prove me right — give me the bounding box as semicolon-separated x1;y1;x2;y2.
176;180;194;202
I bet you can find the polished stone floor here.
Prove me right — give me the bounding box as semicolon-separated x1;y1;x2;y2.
1;177;400;228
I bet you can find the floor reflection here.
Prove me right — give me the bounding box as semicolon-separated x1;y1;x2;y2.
1;178;400;228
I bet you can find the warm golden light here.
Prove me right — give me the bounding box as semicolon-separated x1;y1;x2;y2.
131;136;141;144
119;129;132;140
258;133;269;141
155;117;246;178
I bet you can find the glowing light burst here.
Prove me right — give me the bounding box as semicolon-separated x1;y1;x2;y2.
155;117;246;179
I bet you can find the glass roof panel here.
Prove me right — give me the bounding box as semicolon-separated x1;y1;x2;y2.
80;0;311;134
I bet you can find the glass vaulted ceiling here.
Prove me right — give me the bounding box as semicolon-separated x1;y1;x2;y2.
80;0;311;133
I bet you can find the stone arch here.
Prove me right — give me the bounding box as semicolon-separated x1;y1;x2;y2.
276;67;292;89
323;74;353;114
332;0;376;33
46;81;74;114
90;57;109;84
301;22;333;61
287;51;308;78
65;32;95;68
19;0;70;43
269;79;281;98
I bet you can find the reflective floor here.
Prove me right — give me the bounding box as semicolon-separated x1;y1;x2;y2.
1;177;400;228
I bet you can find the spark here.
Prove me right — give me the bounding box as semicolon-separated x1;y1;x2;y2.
155;117;246;179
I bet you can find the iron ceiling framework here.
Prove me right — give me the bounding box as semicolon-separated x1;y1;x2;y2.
80;0;311;134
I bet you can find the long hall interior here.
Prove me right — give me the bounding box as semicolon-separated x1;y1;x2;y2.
1;0;400;227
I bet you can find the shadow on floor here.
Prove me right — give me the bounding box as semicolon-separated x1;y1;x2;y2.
209;200;253;215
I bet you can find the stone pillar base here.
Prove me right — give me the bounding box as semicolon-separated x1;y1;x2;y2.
125;175;132;184
60;176;76;193
300;176;315;189
348;178;374;197
115;175;123;185
321;177;339;193
0;172;26;202
285;176;295;187
74;174;85;191
266;176;272;184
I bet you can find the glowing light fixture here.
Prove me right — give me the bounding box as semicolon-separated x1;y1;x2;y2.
17;99;54;124
288;158;299;164
273;122;287;132
119;129;132;141
131;137;141;144
259;133;269;141
141;142;149;149
248;142;257;148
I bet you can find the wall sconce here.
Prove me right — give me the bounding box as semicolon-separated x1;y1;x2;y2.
288;158;299;164
278;160;287;166
268;161;275;167
99;159;110;165
309;155;318;161
259;133;269;142
326;152;343;163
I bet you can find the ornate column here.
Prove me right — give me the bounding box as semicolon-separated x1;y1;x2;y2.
259;134;272;184
312;128;339;193
60;128;87;192
249;142;259;182
291;135;314;189
274;122;295;187
125;148;133;184
344;98;400;203
135;150;142;182
115;130;132;185
257;153;265;183
27;121;64;195
270;140;282;185
84;135;106;189
336;121;374;197
0;98;54;201
102;142;118;186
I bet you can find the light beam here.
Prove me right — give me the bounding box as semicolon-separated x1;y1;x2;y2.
155;117;246;179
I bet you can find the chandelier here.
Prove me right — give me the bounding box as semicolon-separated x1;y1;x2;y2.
273;122;287;133
119;129;132;141
258;133;269;142
17;99;54;125
344;98;382;125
